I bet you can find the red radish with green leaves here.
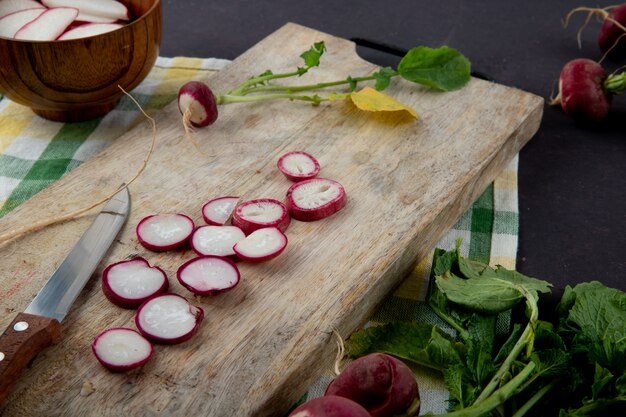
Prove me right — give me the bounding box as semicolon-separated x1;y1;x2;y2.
0;8;45;38
135;293;204;344
136;213;194;251
325;353;420;417
277;151;321;182
202;196;239;226
102;257;168;309
190;225;245;257
13;7;78;40
288;396;371;417
178;81;219;130
233;227;287;262
91;328;153;371
177;256;240;296
551;58;626;122
232;198;291;235
286;178;346;221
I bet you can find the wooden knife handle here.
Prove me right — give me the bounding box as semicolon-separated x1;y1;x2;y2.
0;313;61;404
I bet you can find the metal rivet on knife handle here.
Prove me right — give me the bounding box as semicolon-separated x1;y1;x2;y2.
0;352;4;362
13;322;29;332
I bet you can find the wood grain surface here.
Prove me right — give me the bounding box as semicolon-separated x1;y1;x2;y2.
0;23;543;416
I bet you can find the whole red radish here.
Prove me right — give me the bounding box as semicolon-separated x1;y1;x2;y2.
598;4;626;59
325;353;420;417
288;395;371;417
178;81;219;129
552;58;611;122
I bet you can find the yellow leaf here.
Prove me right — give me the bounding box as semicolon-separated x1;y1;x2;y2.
349;87;417;118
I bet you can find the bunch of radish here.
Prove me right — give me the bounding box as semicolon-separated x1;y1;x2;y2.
0;0;130;41
552;4;626;122
93;150;347;371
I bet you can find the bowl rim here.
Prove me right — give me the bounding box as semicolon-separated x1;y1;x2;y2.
0;0;161;43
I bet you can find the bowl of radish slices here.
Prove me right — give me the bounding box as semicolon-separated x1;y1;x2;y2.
0;0;161;122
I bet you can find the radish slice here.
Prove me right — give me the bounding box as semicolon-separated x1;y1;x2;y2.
177;256;241;296
286;178;347;221
277;151;321;182
190;225;245;257
102;258;168;309
232;198;291;235
91;328;153;371
41;0;130;21
0;8;46;38
233;227;288;262
202;196;240;226
58;22;123;40
135;294;204;344
74;13;118;24
136;214;194;251
0;0;44;19
14;7;79;41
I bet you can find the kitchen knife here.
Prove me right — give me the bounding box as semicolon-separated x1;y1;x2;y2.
0;186;130;403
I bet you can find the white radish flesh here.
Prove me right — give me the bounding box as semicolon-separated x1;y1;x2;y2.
277;151;321;182
91;328;153;371
0;0;44;19
58;22;122;40
74;13;117;24
136;213;194;251
178;81;218;128
232;198;291;235
202;196;239;226
177;256;240;296
102;258;168;308
286;178;347;221
135;294;204;344
0;8;45;38
190;225;245;257
233;227;288;262
14;7;79;41
41;0;130;21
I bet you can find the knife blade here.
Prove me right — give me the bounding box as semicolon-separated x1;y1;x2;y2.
0;186;130;403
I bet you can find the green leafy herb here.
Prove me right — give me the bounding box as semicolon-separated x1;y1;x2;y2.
372;66;396;91
398;46;471;91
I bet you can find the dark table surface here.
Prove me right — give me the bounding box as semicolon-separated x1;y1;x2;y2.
160;0;625;297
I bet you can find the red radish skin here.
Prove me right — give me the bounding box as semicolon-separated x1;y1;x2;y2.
232;198;291;235
286;178;346;221
102;257;168;309
41;0;130;21
58;22;123;40
190;225;245;257
233;227;288;262
325;353;420;417
14;7;79;41
598;4;626;59
202;196;240;226
0;8;45;38
277;151;321;182
288;395;371;417
554;59;611;122
177;256;240;296
136;213;195;251
91;328;153;371
178;81;219;129
135;293;204;344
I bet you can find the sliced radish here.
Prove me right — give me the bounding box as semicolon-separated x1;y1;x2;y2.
0;8;46;38
136;213;194;251
14;7;79;41
135;294;204;344
0;0;44;19
102;258;168;309
177;256;241;296
58;22;123;40
232;198;291;235
41;0;130;21
277;151;321;182
202;196;240;226
178;81;219;128
74;13;118;24
91;328;153;371
233;227;288;262
190;225;245;257
286;178;347;221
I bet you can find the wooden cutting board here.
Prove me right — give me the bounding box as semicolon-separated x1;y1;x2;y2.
0;23;543;416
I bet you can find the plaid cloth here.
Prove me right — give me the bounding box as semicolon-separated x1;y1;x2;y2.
0;57;520;415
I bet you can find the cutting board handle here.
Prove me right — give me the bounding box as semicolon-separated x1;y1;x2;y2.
0;313;61;404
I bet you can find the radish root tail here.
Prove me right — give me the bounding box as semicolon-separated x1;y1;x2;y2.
0;87;157;247
181;106;214;157
332;328;346;376
564;7;611;49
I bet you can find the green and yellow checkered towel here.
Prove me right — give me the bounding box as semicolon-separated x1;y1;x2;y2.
0;57;519;414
